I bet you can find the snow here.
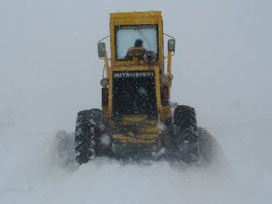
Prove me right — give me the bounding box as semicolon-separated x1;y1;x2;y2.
0;0;272;204
100;134;111;146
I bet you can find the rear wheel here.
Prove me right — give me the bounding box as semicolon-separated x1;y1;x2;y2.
75;109;103;164
173;105;199;162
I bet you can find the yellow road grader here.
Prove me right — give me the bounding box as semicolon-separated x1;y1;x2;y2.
75;11;199;164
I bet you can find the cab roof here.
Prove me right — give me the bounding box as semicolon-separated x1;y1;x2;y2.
110;11;162;19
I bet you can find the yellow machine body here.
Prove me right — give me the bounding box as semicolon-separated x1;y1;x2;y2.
100;11;174;144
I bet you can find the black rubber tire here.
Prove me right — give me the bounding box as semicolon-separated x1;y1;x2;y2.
173;105;199;162
75;109;103;164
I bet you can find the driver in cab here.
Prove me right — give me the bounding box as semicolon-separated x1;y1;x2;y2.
124;39;146;60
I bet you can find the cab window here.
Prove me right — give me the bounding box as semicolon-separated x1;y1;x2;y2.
115;25;158;60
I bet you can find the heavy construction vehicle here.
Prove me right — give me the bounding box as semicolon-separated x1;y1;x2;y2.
75;11;199;164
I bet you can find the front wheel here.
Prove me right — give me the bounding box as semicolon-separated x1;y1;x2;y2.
75;109;103;164
173;105;199;162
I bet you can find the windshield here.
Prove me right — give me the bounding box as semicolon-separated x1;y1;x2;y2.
115;25;158;60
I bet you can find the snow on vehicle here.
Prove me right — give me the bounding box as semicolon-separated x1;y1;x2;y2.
75;11;199;164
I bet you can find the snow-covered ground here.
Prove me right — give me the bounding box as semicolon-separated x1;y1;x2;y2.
1;0;272;203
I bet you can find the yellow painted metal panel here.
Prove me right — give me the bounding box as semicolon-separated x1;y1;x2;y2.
122;115;152;123
113;134;157;144
154;67;162;122
110;11;162;19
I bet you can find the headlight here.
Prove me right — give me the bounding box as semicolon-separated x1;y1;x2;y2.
100;78;109;87
160;75;169;85
143;51;157;64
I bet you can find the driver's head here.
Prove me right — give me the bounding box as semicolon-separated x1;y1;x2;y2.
134;39;143;47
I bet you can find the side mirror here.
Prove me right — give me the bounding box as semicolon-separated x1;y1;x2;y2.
168;39;175;52
98;42;106;58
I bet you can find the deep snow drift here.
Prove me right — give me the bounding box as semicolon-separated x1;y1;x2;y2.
0;125;239;204
1;0;272;204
